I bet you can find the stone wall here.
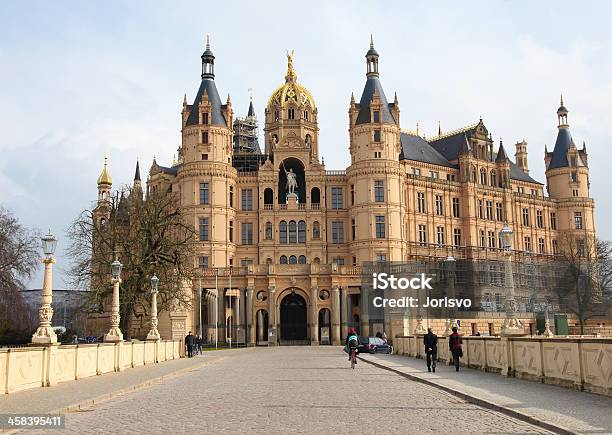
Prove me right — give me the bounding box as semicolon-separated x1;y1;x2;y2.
393;335;612;396
0;340;181;394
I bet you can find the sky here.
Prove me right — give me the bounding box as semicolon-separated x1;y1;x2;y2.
1;1;611;289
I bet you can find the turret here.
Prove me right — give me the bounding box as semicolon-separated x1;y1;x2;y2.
515;140;529;174
133;160;142;196
97;156;112;204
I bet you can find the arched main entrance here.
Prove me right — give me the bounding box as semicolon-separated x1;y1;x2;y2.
280;292;308;344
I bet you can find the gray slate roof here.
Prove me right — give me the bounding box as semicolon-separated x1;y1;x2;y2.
429;128;476;162
548;126;572;169
186;78;227;127
400;132;455;168
355;77;396;125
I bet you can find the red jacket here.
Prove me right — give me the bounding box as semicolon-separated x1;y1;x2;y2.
449;332;462;350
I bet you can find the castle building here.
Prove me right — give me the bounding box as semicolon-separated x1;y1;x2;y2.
96;37;595;344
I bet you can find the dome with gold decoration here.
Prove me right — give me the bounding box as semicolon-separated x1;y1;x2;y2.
266;51;316;111
97;156;112;186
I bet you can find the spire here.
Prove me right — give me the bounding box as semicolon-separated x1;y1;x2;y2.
370;33;374;49
582;140;587;152
438;121;442;136
557;94;568;127
247;94;255;117
496;140;509;163
350;92;355;104
183;93;187;105
97;156;112;186
134;160;141;181
201;34;215;79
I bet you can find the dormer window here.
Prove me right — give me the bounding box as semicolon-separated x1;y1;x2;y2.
373;110;380;123
203;112;209;125
570;156;577;166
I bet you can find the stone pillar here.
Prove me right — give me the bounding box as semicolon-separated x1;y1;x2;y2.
340;287;348;338
238;288;246;344
32;258;58;344
257;309;265;343
247;286;255;346
310;286;319;345
207;292;215;343
331;285;341;345
104;277;124;342
217;289;225;344
268;286;277;345
360;285;370;337
146;286;161;340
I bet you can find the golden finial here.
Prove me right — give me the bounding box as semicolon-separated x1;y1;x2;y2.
97;155;112;186
286;49;296;81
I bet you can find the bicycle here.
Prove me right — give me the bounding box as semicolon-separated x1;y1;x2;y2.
349;346;358;369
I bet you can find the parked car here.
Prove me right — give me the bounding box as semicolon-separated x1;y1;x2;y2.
358;336;392;354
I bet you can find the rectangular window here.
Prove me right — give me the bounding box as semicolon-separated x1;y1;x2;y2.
496;202;503;221
198;256;208;270
550;212;557;230
202;131;208;144
374;129;381;142
199;182;209;205
375;216;385;239
332;221;345;244
376;253;387;263
577;239;585;256
571;171;577;182
453;228;461;247
417;192;426;213
373;110;380;123
242;222;253;245
240;259;254;267
478;200;483;219
536;210;544;228
351;218;356;241
241;189;253;211
452;198;460;218
524;236;532;252
522;208;530;227
229;186;234;208
538;238;545;254
203;112;209;125
199;218;209;241
374;180;384;202
552;239;558;254
413;168;421;176
430;171;439;179
435;194;444;216
418;224;427;246
350;185;355;205
331;187;343;209
488;230;496;248
486;201;493;220
480;230;486;247
333;257;345;266
229;221;234;243
436;226;445;246
574;212;583;229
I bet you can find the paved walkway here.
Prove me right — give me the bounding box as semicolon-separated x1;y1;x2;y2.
360;352;612;434
0;351;228;414
15;347;553;434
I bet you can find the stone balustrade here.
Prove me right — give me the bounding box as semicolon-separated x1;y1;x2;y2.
0;340;181;394
393;335;612;396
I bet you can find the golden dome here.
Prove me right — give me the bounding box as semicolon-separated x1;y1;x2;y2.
97;156;113;186
266;51;316;111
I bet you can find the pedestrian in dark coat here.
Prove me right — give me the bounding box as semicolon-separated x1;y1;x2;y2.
449;327;463;371
423;328;438;372
185;331;195;358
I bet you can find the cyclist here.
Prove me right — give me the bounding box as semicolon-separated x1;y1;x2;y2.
345;328;359;364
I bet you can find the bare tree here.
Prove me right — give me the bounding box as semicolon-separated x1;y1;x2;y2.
66;187;197;339
0;206;40;337
555;234;612;334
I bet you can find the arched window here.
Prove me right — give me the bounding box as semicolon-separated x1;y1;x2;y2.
313;257;320;264
298;255;307;264
264;188;274;205
312;221;320;239
298;220;306;243
288;108;295;120
266;257;272;265
280;221;287;244
304;111;309;121
311;187;320;205
289;220;297;243
265;222;273;240
280;255;288;264
289;255;297;264
490;170;497;187
480;168;487;185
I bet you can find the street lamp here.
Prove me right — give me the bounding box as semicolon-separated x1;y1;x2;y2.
444;254;457;336
147;274;161;340
32;230;58;344
104;257;124;342
499;224;524;336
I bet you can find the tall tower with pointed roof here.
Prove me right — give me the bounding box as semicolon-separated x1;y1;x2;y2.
545;97;594;250
97;156;112;205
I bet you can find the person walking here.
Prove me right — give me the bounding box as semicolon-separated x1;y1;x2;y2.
423;328;438;372
185;331;195;358
449;326;463;371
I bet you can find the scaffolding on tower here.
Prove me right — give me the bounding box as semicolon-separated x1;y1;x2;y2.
232;93;265;172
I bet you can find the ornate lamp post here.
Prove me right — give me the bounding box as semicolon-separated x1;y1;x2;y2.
146;274;161;340
104;258;124;342
444;254;457;336
499;224;524;336
32;231;58;344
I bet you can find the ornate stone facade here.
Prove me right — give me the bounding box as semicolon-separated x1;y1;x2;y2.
96;38;596;344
